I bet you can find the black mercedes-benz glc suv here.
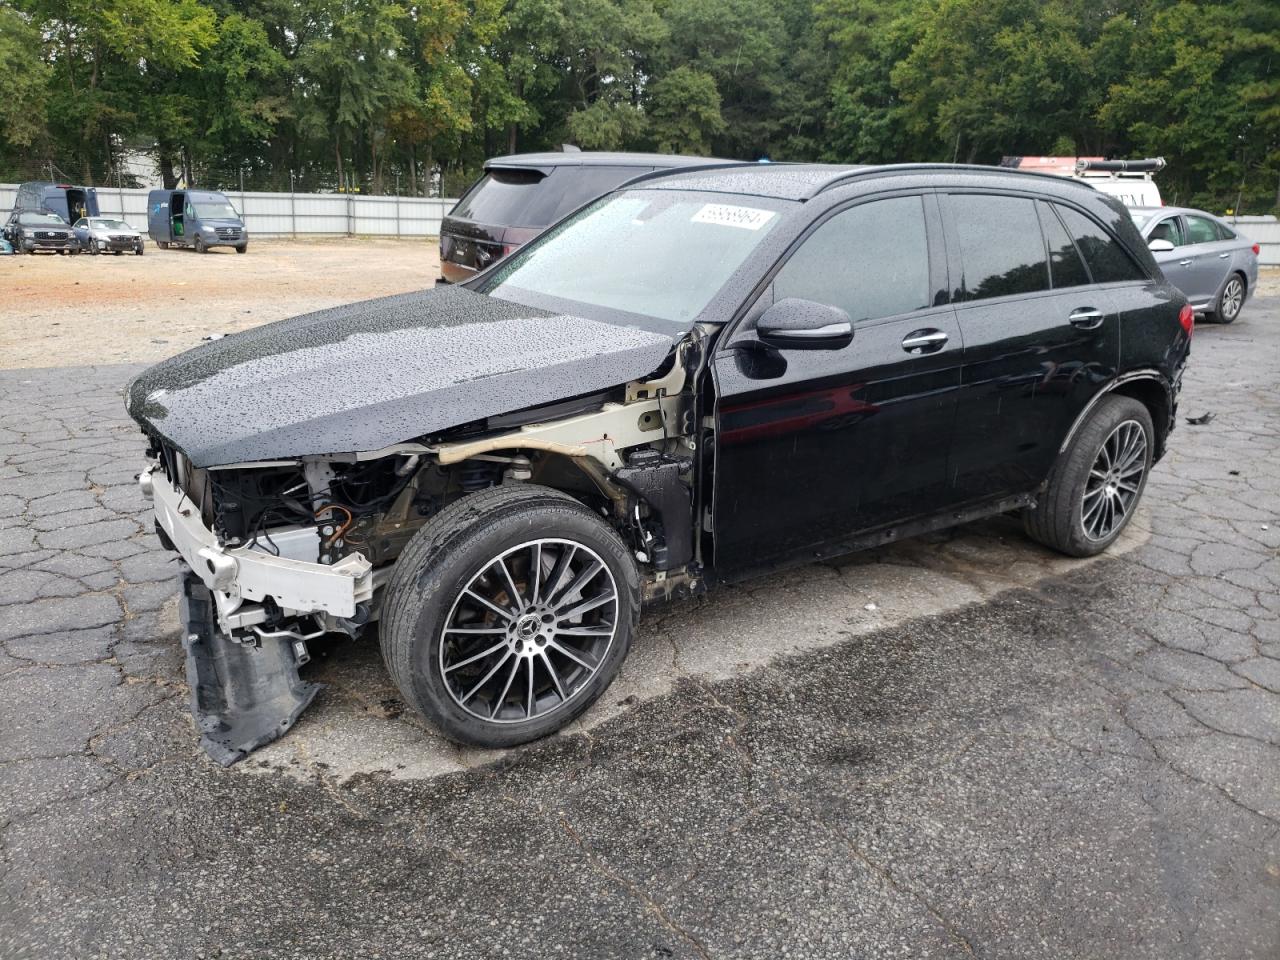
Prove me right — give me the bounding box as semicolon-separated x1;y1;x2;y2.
126;162;1191;764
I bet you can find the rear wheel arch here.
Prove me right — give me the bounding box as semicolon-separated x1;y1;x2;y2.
1110;377;1172;458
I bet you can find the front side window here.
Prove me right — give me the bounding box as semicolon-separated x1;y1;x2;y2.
1037;202;1090;289
1148;216;1185;246
482;190;787;325
950;194;1050;301
773;195;930;321
1056;205;1146;283
1184;215;1219;245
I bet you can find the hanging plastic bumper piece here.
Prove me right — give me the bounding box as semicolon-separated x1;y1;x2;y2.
179;568;322;766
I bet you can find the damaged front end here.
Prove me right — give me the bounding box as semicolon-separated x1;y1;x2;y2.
138;332;710;765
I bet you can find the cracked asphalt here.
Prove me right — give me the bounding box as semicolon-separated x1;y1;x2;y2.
2;300;1279;959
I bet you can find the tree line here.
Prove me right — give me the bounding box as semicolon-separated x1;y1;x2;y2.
1;0;1276;211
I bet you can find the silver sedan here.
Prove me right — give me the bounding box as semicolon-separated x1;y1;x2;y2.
1132;206;1258;323
72;217;145;256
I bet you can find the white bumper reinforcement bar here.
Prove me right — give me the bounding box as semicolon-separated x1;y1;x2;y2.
149;467;374;620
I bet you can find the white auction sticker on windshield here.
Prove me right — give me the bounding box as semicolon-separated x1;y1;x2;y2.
691;203;776;230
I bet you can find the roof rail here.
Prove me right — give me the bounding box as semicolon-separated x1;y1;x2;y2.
618;160;768;190
807;163;1093;199
1075;157;1165;175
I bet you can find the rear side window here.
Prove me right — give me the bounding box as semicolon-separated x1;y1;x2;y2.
950;194;1049;300
1055;206;1145;283
1184;215;1219;245
1037;202;1090;289
774;195;930;322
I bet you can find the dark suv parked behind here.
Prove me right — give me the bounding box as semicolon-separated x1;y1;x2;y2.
438;151;733;282
128;162;1191;765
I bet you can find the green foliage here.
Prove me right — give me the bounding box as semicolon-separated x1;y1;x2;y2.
1;0;1276;211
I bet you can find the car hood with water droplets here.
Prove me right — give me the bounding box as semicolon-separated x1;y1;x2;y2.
126;285;677;467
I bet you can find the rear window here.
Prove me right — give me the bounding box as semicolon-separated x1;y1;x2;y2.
450;166;649;229
950;194;1050;301
1056;206;1146;283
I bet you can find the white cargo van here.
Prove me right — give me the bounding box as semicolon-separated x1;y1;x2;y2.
1000;156;1164;209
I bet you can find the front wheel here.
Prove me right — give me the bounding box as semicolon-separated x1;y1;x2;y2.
381;485;641;748
1024;395;1154;557
235;244;247;254
194;236;206;254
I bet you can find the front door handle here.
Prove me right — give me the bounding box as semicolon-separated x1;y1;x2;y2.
1069;307;1105;330
901;329;948;354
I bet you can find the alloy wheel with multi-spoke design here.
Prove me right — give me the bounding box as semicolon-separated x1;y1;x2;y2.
1220;276;1243;322
439;538;619;725
1080;419;1148;541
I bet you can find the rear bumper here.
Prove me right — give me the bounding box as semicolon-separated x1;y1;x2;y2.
147;465;374;632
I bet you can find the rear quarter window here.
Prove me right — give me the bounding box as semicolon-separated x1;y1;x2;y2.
1055;206;1146;283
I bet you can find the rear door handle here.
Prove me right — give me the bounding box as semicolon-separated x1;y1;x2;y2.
901;329;948;354
1219;252;1230;259
1178;258;1193;266
1068;307;1105;330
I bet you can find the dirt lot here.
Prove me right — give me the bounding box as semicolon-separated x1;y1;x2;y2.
0;239;441;368
1;239;1276;369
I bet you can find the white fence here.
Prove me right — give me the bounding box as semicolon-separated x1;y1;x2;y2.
0;183;459;238
1228;215;1279;267
3;182;1278;263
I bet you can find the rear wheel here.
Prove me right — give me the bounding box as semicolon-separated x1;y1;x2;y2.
1024;394;1154;557
1211;273;1245;324
158;241;169;250
381;484;640;748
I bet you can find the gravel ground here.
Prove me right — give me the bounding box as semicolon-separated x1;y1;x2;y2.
0;291;1277;958
0;239;441;368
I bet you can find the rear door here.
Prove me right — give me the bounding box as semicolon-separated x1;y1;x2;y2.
1181;213;1233;303
942;192;1121;502
712;191;963;569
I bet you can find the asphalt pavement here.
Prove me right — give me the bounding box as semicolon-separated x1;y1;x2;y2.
1;299;1278;959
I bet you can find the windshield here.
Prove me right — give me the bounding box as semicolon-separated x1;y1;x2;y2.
480;190;787;324
91;219;130;230
192;200;239;220
22;213;67;225
1129;211;1156;229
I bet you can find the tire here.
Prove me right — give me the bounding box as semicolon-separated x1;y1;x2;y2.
235;244;247;254
194;236;206;254
136;245;144;256
158;241;169;250
89;242;99;255
381;484;641;748
1024;394;1154;557
1210;272;1245;324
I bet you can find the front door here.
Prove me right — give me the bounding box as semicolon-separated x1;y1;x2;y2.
942;193;1125;501
712;192;963;572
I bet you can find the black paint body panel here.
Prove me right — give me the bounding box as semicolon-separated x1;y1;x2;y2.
126;285;676;467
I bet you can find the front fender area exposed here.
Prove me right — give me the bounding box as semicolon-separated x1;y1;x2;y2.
181;571;320;766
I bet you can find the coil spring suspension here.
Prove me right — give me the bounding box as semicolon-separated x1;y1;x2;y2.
458;459;501;492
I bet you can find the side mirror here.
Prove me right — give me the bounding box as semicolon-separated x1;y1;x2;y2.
1148;238;1174;253
757;298;853;350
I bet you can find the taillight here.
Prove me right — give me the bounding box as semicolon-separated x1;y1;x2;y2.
1252;242;1260;256
1178;304;1194;337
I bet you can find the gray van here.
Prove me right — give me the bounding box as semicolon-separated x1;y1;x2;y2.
147;189;249;253
12;181;100;222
